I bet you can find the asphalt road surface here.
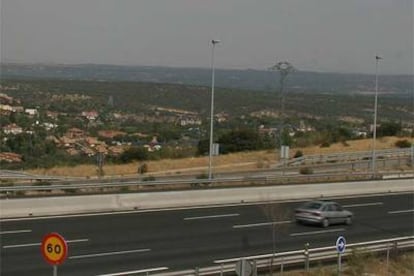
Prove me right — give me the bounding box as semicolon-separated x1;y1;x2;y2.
1;192;413;275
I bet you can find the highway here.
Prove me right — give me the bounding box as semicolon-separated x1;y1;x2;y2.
1;192;413;275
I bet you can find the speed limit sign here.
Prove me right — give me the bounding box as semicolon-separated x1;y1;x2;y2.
41;233;68;265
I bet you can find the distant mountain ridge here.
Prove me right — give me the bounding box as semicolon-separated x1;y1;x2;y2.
1;63;412;94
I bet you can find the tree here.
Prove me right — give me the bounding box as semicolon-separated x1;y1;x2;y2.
260;203;289;275
119;146;148;163
197;139;209;156
218;129;264;154
377;121;401;137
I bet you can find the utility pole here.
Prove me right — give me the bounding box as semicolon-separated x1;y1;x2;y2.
269;61;294;169
208;39;221;180
372;55;382;175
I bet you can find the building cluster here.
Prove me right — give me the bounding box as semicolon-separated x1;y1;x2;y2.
0;90;205;163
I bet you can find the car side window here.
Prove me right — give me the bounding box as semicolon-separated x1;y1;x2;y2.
326;204;334;211
330;204;336;211
335;204;343;211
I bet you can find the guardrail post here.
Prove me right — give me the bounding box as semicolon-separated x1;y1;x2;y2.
280;257;284;275
253;260;257;276
220;263;224;276
386;242;390;275
392;240;399;261
304;242;310;273
195;267;199;276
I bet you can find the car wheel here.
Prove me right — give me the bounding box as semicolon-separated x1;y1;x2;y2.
322;218;329;228
345;216;352;225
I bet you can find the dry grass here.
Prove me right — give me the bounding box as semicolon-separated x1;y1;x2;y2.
28;136;412;177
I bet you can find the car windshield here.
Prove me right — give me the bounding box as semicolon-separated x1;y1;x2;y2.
301;202;322;210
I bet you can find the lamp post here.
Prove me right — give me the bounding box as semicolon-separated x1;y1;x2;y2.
372;55;382;174
208;39;220;180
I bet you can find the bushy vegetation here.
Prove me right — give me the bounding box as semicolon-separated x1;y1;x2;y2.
299;167;314;174
293;150;303;158
395;139;412;148
0;78;412;170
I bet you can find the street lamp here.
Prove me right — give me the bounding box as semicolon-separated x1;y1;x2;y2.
208;39;220;180
372;55;382;174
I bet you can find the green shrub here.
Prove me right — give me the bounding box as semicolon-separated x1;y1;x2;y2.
395;139;412;148
34;180;51;186
293;150;303;158
62;189;77;194
320;142;330;148
299;167;313;174
120;186;130;193
142;176;155;181
196;173;209;179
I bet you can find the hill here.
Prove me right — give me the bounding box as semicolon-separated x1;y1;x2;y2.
1;78;412;124
1;63;412;95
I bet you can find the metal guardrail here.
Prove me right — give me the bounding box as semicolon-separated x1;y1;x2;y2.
1;171;413;193
287;148;413;166
154;236;414;276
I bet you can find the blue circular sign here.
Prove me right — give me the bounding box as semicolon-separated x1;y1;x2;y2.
336;236;346;254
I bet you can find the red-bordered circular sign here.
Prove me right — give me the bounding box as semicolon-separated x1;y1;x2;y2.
41;233;68;265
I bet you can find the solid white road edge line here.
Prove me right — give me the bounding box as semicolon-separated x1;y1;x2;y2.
343;202;383;208
95;267;168;276
388;209;414;214
69;248;151;259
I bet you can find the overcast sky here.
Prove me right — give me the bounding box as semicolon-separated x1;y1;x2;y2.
1;0;413;74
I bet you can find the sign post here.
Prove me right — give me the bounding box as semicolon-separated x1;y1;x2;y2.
41;233;68;276
335;236;346;276
235;258;253;276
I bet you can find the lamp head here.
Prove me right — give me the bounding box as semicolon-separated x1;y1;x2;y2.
211;39;221;45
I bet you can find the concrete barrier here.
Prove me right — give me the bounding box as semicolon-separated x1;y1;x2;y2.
1;179;413;218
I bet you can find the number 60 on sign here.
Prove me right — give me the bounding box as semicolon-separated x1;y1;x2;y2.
41;233;68;265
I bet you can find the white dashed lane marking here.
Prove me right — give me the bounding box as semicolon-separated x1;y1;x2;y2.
70;248;151;259
0;229;32;235
3;238;89;249
184;213;240;220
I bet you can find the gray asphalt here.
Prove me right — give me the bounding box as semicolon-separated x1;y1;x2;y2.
1;192;413;275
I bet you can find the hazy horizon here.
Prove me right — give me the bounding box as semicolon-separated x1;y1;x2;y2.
1;0;413;75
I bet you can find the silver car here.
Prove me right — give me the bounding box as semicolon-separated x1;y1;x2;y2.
295;200;353;227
